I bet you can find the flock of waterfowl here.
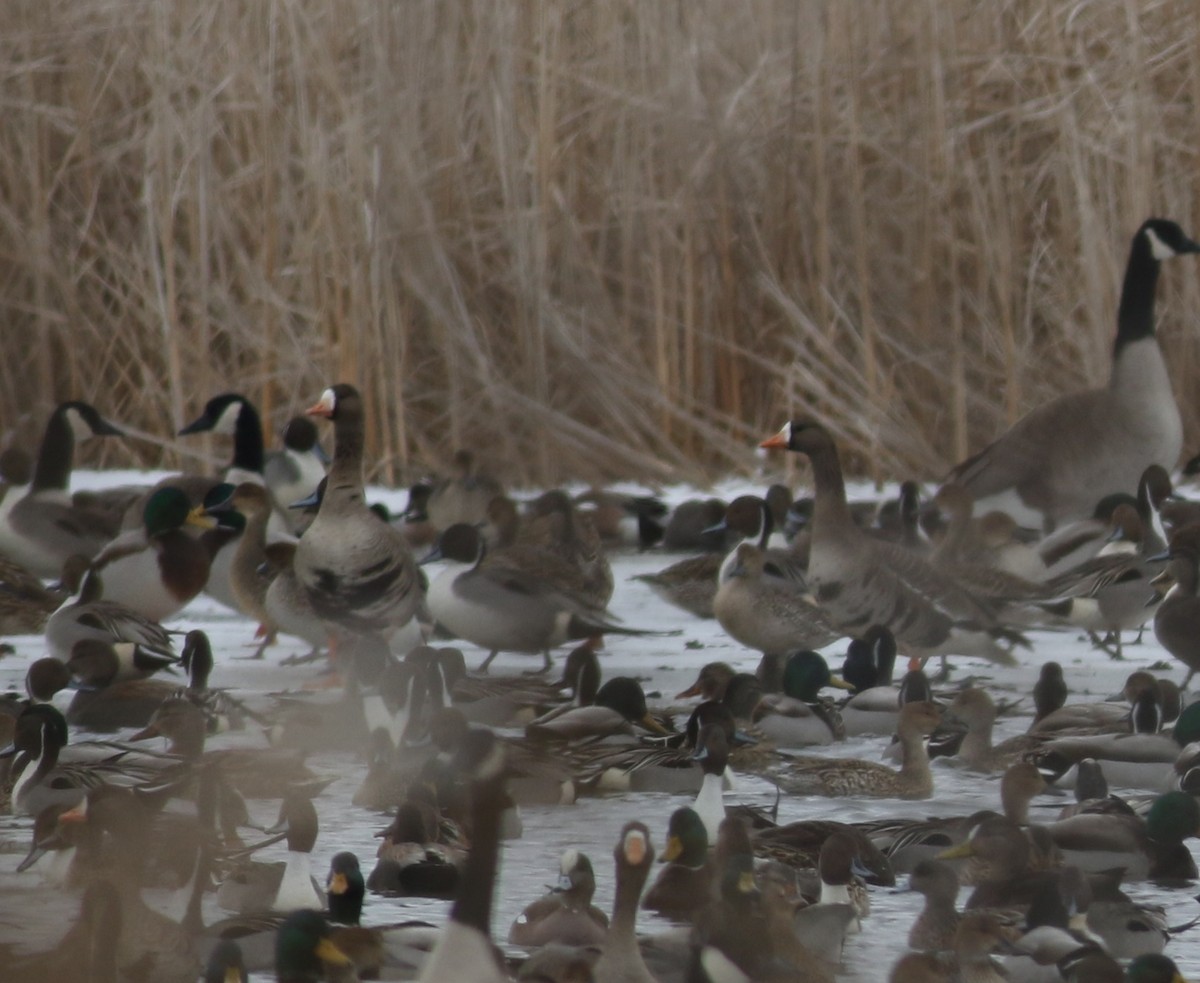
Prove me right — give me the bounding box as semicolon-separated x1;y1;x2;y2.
2;218;1200;982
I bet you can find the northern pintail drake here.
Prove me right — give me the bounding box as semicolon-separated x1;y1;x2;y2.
296;384;424;640
691;722;730;841
592;821;657;983
417;728;510;983
217;793;325;913
751;650;848;747
45;559;177;662
64;638;180;731
760;420;1022;667
778;700;942;798
0;401;125;576
943;218;1200;531
265;415;329;533
427;521;670;673
642;805;713;921
426;448;504;532
87;486;217;620
508;849;609;947
713;542;840;664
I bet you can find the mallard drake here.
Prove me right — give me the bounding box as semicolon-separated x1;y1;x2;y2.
0;401;125;577
417;728;510;983
942;219;1200;530
778;700;942;799
760;420;1021;666
591;821;657;983
905;858;961;952
713;542;840;665
751;650;849;747
839;629;928;736
526;674;669;741
427;522;669;674
642;806;713;921
87;486;217;621
1126;955;1192;983
45;559;176;662
509;849;609;947
274;909;353;983
1046;790;1200;882
296;383;424;639
216;793;325;914
204;940;249;983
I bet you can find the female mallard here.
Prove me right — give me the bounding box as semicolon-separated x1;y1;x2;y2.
778;701;942;799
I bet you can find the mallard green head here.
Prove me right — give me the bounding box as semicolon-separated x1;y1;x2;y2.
781;650;851;702
662;806;708;866
1127;953;1189;983
1145;791;1200;845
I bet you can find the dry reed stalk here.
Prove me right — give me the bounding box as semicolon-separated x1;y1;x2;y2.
0;0;1199;490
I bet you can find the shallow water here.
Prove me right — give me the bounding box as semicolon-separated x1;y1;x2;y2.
0;472;1197;980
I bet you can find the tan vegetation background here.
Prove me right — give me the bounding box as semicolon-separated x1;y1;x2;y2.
3;0;1200;488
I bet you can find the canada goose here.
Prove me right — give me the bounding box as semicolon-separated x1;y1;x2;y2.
943;218;1200;531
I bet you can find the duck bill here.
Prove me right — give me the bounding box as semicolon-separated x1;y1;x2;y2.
185;505;218;530
661;835;683;863
327;872;348;896
314;938;352;967
126;721;161;742
826;676;855;691
675;679;704;699
639;713;672;737
935;842;974;860
16;843;48;873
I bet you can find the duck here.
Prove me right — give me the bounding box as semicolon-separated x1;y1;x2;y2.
905;858;961;952
86;486;217;620
777;700;942;799
691;722;730;841
295;383;424;640
1127;955;1193;983
632;550;723;619
760;420;1022;667
1029;730;1179;792
713;542;840;668
941;218;1200;531
750;650;848;747
274;909;354;983
0;551;63;635
675;661;764;716
64;638;182;731
1045;790;1200;882
840;633;931;737
642;805;713;921
44;559;177;662
367;794;463;898
1152;530;1200;687
0;401;125;577
509;849;609;947
417;728;511;983
1032;660;1068;722
520;488;614;604
265;415;329;532
427;521;669;674
525;674;670;741
426;448;504;533
591;821;658;983
216;793;326;913
204;939;250;983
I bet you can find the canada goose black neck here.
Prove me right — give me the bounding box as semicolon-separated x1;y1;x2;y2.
1114;218;1200;358
31;402;118;492
228;401;265;473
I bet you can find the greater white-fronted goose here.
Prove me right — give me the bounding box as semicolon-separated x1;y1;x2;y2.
760;420;1021;667
296;384;424;640
943;218;1200;531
